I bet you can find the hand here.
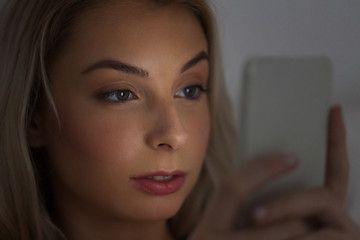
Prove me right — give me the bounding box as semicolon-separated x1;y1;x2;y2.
190;153;310;240
189;106;360;239
249;106;360;239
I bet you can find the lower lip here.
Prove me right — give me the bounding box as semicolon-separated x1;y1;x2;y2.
131;175;186;195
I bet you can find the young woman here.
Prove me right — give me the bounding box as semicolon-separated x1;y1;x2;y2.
0;0;359;239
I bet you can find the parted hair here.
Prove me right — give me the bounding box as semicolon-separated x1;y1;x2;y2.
0;0;236;239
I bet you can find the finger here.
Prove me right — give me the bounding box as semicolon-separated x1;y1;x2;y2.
325;105;349;203
294;228;355;240
201;154;298;231
213;220;310;240
251;188;359;234
240;220;310;240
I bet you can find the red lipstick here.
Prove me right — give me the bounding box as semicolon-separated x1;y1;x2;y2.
131;170;187;195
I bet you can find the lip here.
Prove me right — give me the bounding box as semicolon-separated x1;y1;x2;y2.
130;170;187;195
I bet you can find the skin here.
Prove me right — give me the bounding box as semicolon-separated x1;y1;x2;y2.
28;1;360;240
33;2;210;240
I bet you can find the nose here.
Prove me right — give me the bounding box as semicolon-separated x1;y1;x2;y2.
145;102;188;152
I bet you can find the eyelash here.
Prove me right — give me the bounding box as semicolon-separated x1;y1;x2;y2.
100;85;208;103
175;85;208;99
100;89;137;103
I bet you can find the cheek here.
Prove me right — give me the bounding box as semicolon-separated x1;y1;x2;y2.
45;102;146;187
184;102;211;168
190;114;210;154
60;114;138;163
45;82;144;170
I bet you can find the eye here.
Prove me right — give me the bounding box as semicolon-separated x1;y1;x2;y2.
175;85;207;99
101;89;137;103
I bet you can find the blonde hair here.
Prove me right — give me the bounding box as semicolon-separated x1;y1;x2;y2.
0;0;236;239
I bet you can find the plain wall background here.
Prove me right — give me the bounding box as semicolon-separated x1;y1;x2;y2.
211;0;360;224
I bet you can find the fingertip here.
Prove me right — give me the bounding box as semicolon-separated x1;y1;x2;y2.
330;104;343;118
252;206;268;220
284;155;298;168
331;104;342;111
328;104;347;143
250;206;269;226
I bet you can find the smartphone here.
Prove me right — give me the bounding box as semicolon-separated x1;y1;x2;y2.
237;56;332;221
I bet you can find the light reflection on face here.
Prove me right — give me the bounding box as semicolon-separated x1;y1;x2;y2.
43;1;210;224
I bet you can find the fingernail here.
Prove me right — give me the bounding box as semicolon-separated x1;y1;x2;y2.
284;155;298;168
253;206;267;220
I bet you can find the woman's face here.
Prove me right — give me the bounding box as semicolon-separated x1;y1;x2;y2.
42;1;210;222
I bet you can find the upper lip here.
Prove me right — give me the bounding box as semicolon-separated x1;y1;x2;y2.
130;170;187;179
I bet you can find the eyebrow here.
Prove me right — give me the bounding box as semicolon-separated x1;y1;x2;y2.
81;59;149;78
180;51;209;73
81;50;209;77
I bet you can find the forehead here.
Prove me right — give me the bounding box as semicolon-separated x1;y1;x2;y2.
71;1;205;43
57;0;208;71
76;2;201;37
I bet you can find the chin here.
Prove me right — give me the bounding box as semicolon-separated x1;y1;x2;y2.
129;195;185;222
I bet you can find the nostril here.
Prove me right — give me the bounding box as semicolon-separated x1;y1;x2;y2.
158;143;172;150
